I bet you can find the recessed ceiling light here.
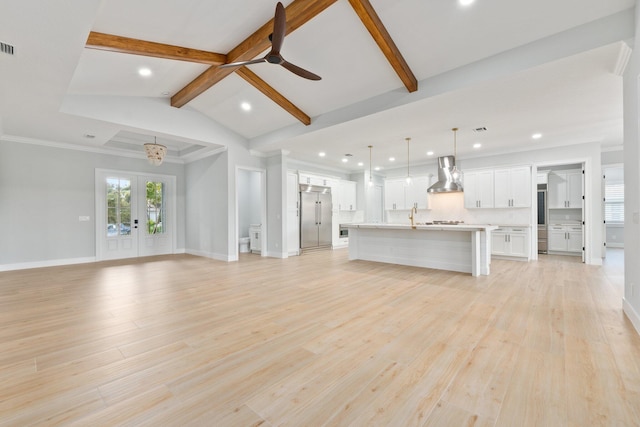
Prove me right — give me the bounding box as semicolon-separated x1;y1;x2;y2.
427;151;434;156
473;143;482;148
318;152;326;157
342;158;348;163
532;133;542;140
357;162;364;166
374;167;381;171
138;67;152;77
389;157;395;162
459;0;475;6
241;102;252;111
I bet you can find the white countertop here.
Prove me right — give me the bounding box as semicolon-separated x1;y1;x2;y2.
344;223;497;232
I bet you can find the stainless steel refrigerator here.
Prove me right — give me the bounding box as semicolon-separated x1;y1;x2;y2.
300;185;332;251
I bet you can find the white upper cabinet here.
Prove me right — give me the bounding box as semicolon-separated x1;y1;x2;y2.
548;170;582;209
384;179;406;210
405;176;430;209
384;176;431;210
464;170;494;208
494;166;531;208
299;172;332;187
464;166;531;209
338;180;357;211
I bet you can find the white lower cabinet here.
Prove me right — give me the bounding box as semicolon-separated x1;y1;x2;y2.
549;225;582;253
491;227;529;259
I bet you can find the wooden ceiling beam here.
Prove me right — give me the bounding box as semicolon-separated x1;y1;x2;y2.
86;32;227;65
171;0;338;108
236;67;311;126
347;0;418;93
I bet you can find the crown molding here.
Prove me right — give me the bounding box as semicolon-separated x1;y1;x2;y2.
1;133;189;164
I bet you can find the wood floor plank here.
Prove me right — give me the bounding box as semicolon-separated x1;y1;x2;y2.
495;347;567;426
0;250;638;425
441;327;520;420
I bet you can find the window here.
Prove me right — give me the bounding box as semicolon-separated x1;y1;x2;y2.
604;175;624;224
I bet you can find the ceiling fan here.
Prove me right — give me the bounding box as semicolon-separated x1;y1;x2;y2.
219;2;321;80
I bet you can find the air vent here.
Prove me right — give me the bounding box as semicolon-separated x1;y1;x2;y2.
473;127;487;133
1;42;15;55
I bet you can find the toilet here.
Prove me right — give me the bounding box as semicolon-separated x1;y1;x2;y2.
238;237;250;253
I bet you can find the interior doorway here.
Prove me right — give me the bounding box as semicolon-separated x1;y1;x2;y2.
236;167;266;260
536;162;585;263
95;169;176;261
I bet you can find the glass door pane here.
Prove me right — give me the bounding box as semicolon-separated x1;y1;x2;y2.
145;181;165;235
106;177;131;236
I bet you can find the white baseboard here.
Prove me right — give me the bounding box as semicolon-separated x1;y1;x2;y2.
184;249;232;262
266;251;287;259
0;257;96;272
623;298;640;336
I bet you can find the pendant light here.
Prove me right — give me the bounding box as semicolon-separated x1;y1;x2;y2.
368;145;373;187
450;128;463;184
144;136;167;166
405;137;412;185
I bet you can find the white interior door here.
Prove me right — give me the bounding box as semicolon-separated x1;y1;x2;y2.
96;170;175;261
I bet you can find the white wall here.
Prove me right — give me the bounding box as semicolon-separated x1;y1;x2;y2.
622;1;640;334
266;154;286;258
184;151;229;260
0;139;186;268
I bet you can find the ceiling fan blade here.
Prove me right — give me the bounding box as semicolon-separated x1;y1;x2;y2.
281;60;322;81
270;2;286;55
219;58;267;69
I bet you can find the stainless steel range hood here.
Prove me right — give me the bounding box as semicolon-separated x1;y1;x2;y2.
427;155;463;193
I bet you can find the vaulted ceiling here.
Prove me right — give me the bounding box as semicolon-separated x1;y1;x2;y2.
0;0;634;172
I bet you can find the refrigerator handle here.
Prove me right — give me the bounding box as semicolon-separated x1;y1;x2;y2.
318;201;322;224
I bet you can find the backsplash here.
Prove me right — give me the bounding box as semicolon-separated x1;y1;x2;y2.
385;192;531;225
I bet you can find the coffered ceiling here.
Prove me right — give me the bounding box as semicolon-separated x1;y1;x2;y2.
0;0;634;171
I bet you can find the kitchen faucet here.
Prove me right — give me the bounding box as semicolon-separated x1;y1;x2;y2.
409;205;417;228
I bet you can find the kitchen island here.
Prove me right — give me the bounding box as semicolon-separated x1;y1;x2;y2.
345;223;497;276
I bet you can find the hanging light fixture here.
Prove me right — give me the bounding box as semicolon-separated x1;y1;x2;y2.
405;137;412;185
368;145;373;187
144;136;167;166
450;128;463;184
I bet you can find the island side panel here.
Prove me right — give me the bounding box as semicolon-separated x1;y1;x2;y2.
349;227;473;274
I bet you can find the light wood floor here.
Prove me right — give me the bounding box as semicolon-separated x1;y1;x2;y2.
1;249;639;426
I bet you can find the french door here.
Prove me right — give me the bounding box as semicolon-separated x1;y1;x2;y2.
96;170;175;261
